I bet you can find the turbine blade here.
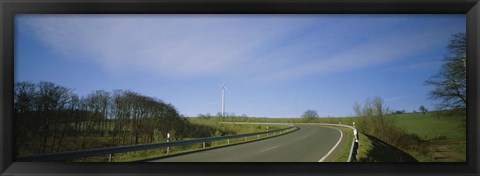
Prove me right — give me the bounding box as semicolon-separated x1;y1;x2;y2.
224;86;230;93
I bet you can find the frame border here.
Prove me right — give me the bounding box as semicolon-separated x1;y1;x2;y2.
1;0;479;175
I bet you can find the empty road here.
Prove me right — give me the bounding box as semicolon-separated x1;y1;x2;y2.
150;124;345;162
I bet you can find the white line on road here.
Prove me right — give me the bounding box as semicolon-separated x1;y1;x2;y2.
259;146;279;153
318;128;343;162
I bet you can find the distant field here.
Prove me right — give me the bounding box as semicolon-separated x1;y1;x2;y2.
391;111;465;140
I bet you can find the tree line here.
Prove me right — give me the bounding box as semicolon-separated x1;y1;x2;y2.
15;81;218;156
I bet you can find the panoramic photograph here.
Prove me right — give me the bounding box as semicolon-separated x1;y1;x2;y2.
14;14;466;162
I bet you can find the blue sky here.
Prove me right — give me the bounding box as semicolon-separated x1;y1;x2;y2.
15;14;465;117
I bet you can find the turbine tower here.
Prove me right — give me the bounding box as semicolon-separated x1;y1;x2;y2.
221;84;225;117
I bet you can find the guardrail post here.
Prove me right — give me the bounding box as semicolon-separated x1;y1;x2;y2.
108;153;112;162
167;133;170;155
203;142;206;149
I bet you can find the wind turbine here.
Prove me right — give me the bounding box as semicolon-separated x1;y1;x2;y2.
221;84;229;117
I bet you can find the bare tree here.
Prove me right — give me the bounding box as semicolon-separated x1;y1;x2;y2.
34;82;71;153
353;97;392;140
15;81;212;157
14;82;37;146
425;32;466;114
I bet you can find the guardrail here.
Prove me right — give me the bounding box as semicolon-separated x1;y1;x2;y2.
318;123;358;162
16;126;298;162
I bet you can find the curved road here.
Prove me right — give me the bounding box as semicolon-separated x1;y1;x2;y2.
151;125;344;162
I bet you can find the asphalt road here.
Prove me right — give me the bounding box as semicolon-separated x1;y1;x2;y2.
150;124;343;162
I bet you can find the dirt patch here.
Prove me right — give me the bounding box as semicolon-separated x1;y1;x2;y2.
432;145;466;162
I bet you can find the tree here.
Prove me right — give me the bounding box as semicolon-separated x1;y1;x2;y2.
419;105;428;115
425;32;466;114
353;97;392;139
302;110;319;119
14;82;37;146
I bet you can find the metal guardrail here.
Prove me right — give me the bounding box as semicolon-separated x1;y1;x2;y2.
318;123;358;162
16;126;298;162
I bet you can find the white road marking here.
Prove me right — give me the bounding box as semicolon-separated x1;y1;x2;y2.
318;127;343;162
259;146;279;152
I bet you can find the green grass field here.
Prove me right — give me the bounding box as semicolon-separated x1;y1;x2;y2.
390;111;466;162
391;111;465;140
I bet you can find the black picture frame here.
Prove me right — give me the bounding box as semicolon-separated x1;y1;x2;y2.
1;0;479;175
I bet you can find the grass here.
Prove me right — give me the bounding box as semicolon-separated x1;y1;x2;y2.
391;111;466;162
391;112;465;140
331;127;354;162
187;118;286;135
356;133;371;161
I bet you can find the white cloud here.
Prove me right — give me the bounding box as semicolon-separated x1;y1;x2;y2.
250;26;455;83
20;15;310;78
19;14;459;83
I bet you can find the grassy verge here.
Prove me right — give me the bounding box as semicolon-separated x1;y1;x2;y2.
331;127;354;162
356;133;372;161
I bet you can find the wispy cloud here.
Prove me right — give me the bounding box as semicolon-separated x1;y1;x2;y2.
250;26;455;84
19;15;311;78
18;14;459;83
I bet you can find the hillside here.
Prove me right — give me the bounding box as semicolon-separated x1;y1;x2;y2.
391;111;466;162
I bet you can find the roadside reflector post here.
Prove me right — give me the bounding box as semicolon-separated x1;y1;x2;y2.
267;127;269;136
353;122;355;128
108;153;112;162
167;133;170;155
227;139;230;144
245;136;247;141
257;135;260;139
354;129;358;140
203;142;206;149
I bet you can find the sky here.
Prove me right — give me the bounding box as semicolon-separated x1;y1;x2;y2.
15;14;466;118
